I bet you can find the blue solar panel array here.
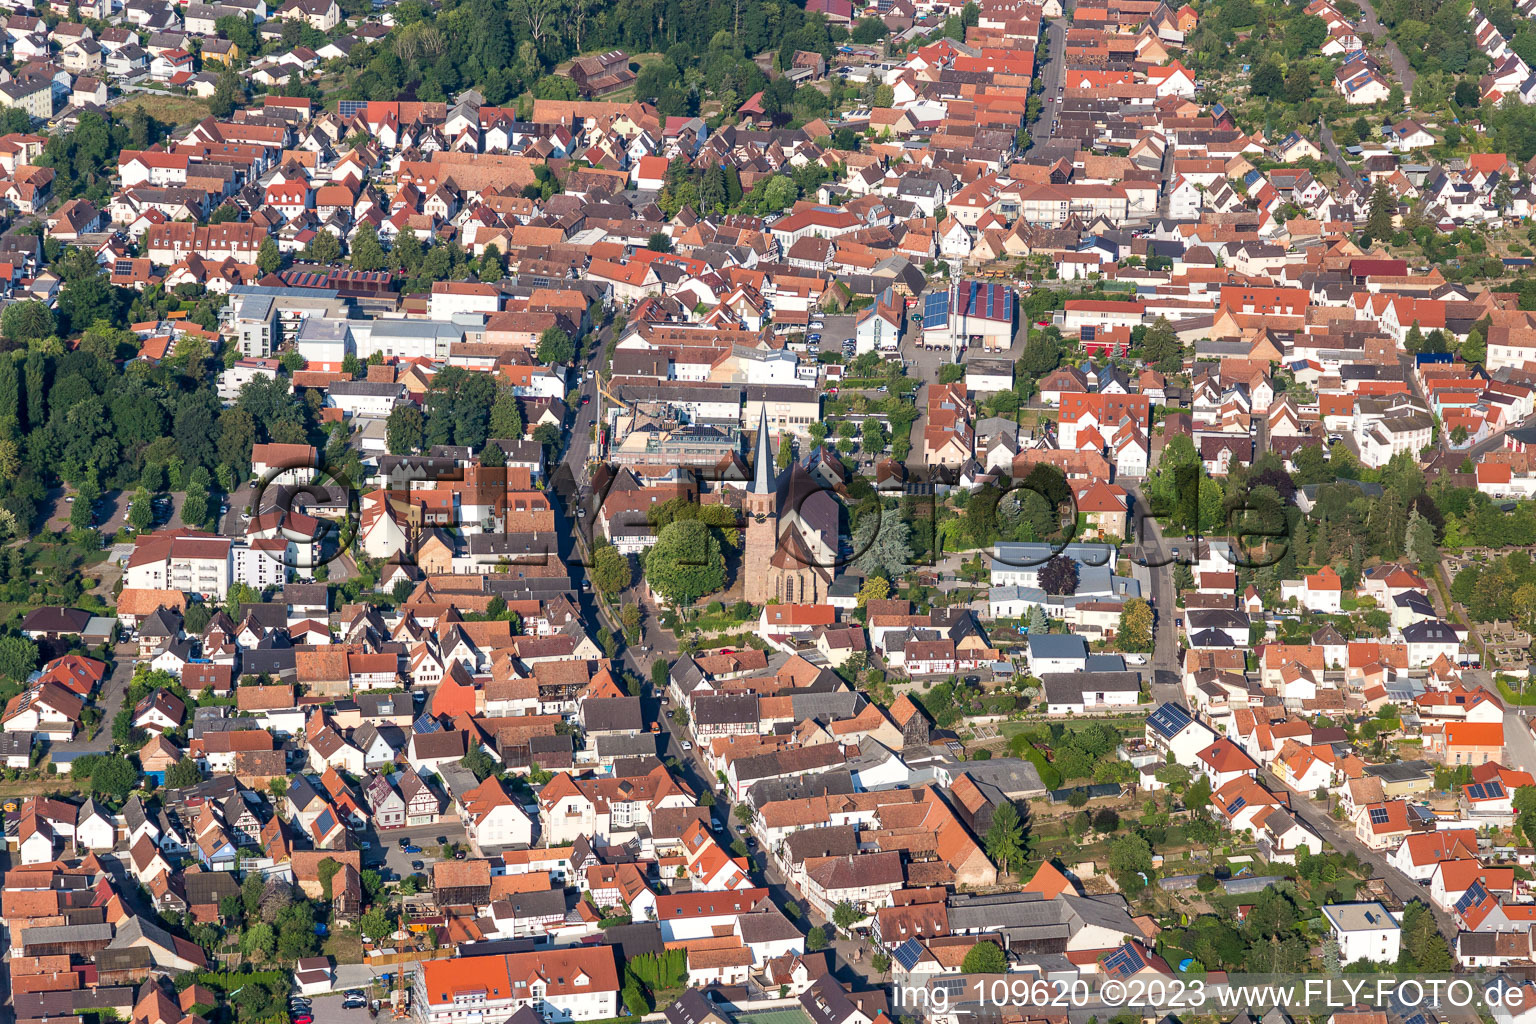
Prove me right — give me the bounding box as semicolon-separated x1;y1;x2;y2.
338;99;368;119
1148;703;1193;739
1468;780;1505;800
893;937;925;971
1455;880;1489;914
922;290;950;329
1226;796;1247;815
413;712;444;735
1367;806;1390;824
1102;944;1146;978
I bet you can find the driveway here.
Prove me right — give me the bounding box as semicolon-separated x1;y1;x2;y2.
70;639;137;754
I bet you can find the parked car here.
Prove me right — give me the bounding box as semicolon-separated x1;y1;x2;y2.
809;320;825;329
404;844;422;854
681;741;693;751
411;860;424;871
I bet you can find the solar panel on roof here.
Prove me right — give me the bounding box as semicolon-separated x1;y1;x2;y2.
1455;880;1489;914
1102;945;1146;977
114;259;133;276
1081;325;1096;341
1485;780;1505;799
338;99;367;119
1148;703;1192;738
922;290;949;329
893;937;924;970
1367;806;1390;824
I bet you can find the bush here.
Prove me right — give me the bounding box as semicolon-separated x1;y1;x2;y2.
1196;873;1219;892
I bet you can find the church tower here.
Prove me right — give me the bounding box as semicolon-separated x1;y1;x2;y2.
742;407;777;604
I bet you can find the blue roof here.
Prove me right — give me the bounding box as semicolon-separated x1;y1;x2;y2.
1147;702;1193;739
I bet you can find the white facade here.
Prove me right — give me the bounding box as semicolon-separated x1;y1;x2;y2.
1323;902;1401;965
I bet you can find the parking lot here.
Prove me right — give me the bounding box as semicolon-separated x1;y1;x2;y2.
363;822;470;881
808;313;857;356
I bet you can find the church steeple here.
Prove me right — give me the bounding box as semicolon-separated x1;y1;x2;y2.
751;404;773;495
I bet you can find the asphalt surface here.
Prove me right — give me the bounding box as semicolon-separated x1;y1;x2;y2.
1027;18;1069;157
1353;0;1416;93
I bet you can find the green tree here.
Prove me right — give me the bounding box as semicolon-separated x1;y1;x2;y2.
0;635;38;680
489;389;523;440
128;485;153;531
257;236;282;275
351;222;387;271
1019;326;1061;375
1;300;53;343
645;520;726;605
961;940;1007;974
386;404;425;455
1140;316;1183;374
1119;598;1154;651
360;906;394;942
536;327;575;365
805;925;828;951
1107;833;1154;889
591;543;632;596
90;756;138;801
984;800;1026;874
1366;181;1396;239
165;756;202;788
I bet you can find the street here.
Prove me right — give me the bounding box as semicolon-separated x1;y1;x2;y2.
71;638;137;755
1352;0;1416;93
1266;768;1459;941
1026;18;1068;157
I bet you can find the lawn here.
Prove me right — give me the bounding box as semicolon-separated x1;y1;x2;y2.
113;93;211;126
323;928;364;965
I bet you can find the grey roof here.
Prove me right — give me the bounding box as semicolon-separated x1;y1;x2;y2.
945;757;1047;798
1028;633;1088;660
1040;671;1141;703
581;696;643;733
945;890;1138;945
666;989;726;1024
692;693;760;727
747;769;856;808
992;541;1117;573
736;905;801;943
1401;619;1458;643
595;732;660;759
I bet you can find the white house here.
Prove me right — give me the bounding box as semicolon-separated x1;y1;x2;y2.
1322;902;1400;965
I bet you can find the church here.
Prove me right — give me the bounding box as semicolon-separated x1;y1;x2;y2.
742;408;841;606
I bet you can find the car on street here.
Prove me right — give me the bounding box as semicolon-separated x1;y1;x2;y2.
876;385;888;392
964;675;980;684
1170;547;1180;558
681;741;693;751
666;709;675;718
581;395;590;405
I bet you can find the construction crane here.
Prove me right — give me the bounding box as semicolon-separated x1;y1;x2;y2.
391;905;414;1019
